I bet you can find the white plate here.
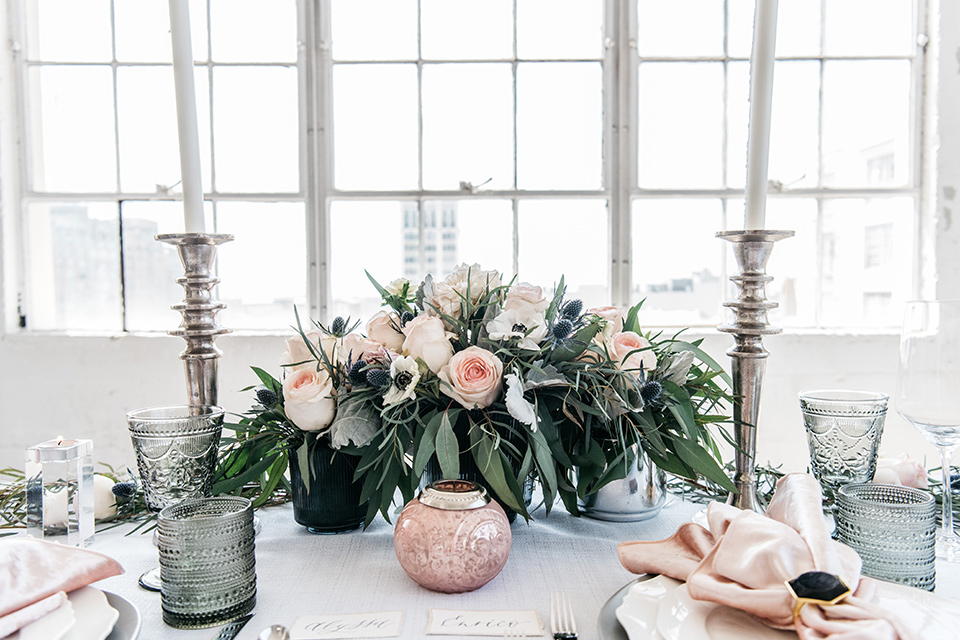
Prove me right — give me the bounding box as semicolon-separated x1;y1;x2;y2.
102;592;140;640
10;597;75;640
4;588;137;640
655;585;793;640
62;587;119;640
614;575;683;640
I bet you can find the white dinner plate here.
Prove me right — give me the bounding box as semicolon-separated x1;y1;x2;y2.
103;592;140;640
10;597;75;640
614;575;683;640
62;587;119;640
4;588;139;640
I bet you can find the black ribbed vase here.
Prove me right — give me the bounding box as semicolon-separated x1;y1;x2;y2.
289;439;367;534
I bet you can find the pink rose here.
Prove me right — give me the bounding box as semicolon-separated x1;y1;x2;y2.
589;306;624;339
280;330;339;371
366;310;406;352
402;315;455;374
874;453;928;489
438;346;503;410
610;331;657;378
340;332;394;365
504;282;549;314
282;368;336;432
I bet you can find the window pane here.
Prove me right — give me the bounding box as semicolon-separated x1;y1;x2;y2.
29;0;112;62
332;0;418;61
637;0;723;58
115;0;208;63
517;62;602;190
25;202;121;331
30;66;117;192
333;64;419;190
822;61;911;188
824;0;915;57
422;63;514;190
518;200;608;307
820;198;914;328
217;202;307;330
330;201;407;321
638;62;723;188
763;199;818;328
121;201;199;332
632;199;722;325
211;0;297;63
213;66;299;193
517;0;604;60
728;61;820;190
728;0;821;59
425;200;514;276
118;66;212;193
420;0;513;61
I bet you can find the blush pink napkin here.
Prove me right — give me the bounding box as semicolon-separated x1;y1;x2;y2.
618;473;917;640
0;538;123;637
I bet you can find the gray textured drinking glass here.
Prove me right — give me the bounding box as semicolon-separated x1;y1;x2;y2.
798;390;888;509
158;496;257;628
835;483;936;590
127;405;224;511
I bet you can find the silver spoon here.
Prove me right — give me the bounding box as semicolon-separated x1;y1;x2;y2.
258;625;290;640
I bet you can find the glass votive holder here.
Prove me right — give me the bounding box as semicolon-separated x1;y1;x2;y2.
127;405;223;511
157;496;257;629
798;389;888;511
25;438;95;547
835;483;935;591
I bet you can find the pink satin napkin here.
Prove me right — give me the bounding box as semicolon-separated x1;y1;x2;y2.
618;473;919;640
0;538;123;638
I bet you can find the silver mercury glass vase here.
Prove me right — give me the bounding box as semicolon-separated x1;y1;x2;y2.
717;229;793;512
157;233;233;407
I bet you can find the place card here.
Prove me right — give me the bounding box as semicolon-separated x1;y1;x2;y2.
290;611;403;639
425;609;543;636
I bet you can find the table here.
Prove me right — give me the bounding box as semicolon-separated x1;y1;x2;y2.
90;496;960;640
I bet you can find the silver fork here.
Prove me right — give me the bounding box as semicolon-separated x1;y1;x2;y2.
550;592;578;639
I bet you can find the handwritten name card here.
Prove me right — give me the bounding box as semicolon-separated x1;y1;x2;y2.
290;611;403;639
426;609;543;637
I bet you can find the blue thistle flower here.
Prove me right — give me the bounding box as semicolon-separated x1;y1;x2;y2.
331;316;347;335
641;380;663;406
256;388;278;407
562;299;583;319
349;359;367;385
112;481;138;500
366;368;392;389
400;311;415;327
553;318;574;340
25;484;41;503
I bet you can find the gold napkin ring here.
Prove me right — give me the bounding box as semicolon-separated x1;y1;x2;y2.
784;571;852;624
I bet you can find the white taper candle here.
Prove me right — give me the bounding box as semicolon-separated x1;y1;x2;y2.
744;0;779;230
169;0;205;233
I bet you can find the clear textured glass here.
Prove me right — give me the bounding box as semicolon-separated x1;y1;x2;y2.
638;62;723;188
517;0;603;60
25;202;122;331
896;300;960;560
114;0;208;63
835;483;936;590
157;496;256;628
798;389;889;511
25;438;95;547
121;201;205;332
420;0;513;60
127;405;224;512
517;62;602;190
216;201;307;330
637;0;723;57
333;64;419;190
822;61;911;188
332;0;418;61
824;0;915;57
422;63;514;190
517;200;608;307
211;0;297;62
631;199;722;325
117;66;212;193
213;66;299;193
29;0;112;62
30;66;117;192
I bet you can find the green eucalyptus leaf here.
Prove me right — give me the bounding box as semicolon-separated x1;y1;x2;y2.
667;434;736;493
550;323;601;363
435;410;461;480
414;411;444;475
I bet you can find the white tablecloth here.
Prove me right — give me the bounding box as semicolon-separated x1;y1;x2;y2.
88;497;960;640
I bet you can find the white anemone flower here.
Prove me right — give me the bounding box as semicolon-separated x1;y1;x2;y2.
486;308;548;350
504;372;538;430
383;355;421;406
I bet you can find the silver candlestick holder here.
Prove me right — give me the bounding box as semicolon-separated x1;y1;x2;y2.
157;233;233;407
717;229;793;512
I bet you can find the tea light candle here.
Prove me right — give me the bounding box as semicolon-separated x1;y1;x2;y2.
25;438;95;546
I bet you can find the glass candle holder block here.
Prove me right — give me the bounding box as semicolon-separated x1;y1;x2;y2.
157;497;256;629
798;389;888;510
835;483;936;591
127;405;223;511
25;438;95;547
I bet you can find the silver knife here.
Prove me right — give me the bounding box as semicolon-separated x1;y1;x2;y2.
214;614;254;640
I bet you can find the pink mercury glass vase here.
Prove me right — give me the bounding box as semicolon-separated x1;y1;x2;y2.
393;480;512;593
